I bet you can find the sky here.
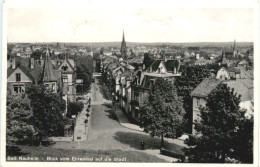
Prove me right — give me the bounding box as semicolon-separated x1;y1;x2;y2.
7;7;254;43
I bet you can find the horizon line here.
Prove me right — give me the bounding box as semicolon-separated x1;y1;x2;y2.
7;41;254;44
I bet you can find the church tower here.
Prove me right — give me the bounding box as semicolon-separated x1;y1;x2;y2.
121;31;127;57
233;40;237;58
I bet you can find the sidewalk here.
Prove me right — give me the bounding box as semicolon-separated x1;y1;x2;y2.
113;103;188;148
113;103;144;132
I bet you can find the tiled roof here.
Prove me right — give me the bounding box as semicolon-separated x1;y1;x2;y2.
191;78;222;97
43;49;61;82
227;67;240;74
148;59;163;72
236;67;253;79
224;80;253;101
191;78;253;102
7;57;42;83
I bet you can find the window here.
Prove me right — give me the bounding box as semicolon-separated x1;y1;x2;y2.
62;65;68;71
62;76;68;83
197;98;200;107
16;73;21;82
13;85;23;94
52;83;55;91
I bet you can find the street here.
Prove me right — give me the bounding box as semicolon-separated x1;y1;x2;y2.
52;77;184;161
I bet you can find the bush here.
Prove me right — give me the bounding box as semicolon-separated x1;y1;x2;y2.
160;148;185;161
67;102;84;118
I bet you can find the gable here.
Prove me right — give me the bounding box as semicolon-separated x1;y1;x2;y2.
156;61;167;73
58;59;74;72
7;68;32;83
216;67;230;80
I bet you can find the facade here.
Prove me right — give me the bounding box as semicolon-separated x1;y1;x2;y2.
7;57;42;95
57;57;76;102
190;78;222;134
129;58;181;122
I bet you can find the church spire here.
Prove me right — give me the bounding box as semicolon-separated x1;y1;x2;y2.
233;39;237;58
121;30;127;57
122;30;125;43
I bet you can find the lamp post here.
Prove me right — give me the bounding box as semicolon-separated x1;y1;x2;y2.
84;119;88;134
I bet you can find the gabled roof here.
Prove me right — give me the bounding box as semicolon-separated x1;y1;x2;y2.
224;80;253;101
191;78;222;97
58;57;74;72
7;57;42;84
147;59;163;72
43;49;61;82
227;67;240;74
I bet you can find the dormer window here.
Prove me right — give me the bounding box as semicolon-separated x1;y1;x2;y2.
62;65;68;71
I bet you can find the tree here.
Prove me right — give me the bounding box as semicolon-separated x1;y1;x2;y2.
26;84;66;137
232;102;254;163
76;55;93;92
6;95;34;145
140;78;185;148
67;101;84;118
175;65;212;133
184;83;248;163
93;52;101;73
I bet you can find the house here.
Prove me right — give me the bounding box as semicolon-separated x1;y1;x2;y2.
129;58;181;122
42;49;62;94
191;78;253;134
190;78;222;134
56;57;76;102
237;60;249;69
216;67;241;80
7;57;42;95
146;58;181;76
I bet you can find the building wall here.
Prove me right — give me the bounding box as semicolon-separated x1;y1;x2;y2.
240;100;253;118
7;82;31;95
216;68;230;80
192;96;207;134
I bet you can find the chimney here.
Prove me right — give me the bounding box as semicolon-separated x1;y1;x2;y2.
173;67;176;74
12;57;16;69
30;57;34;69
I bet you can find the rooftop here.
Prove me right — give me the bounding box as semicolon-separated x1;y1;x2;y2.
191;78;222;97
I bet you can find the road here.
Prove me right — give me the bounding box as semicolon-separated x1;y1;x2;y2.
53;77;183;161
53;77;142;150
